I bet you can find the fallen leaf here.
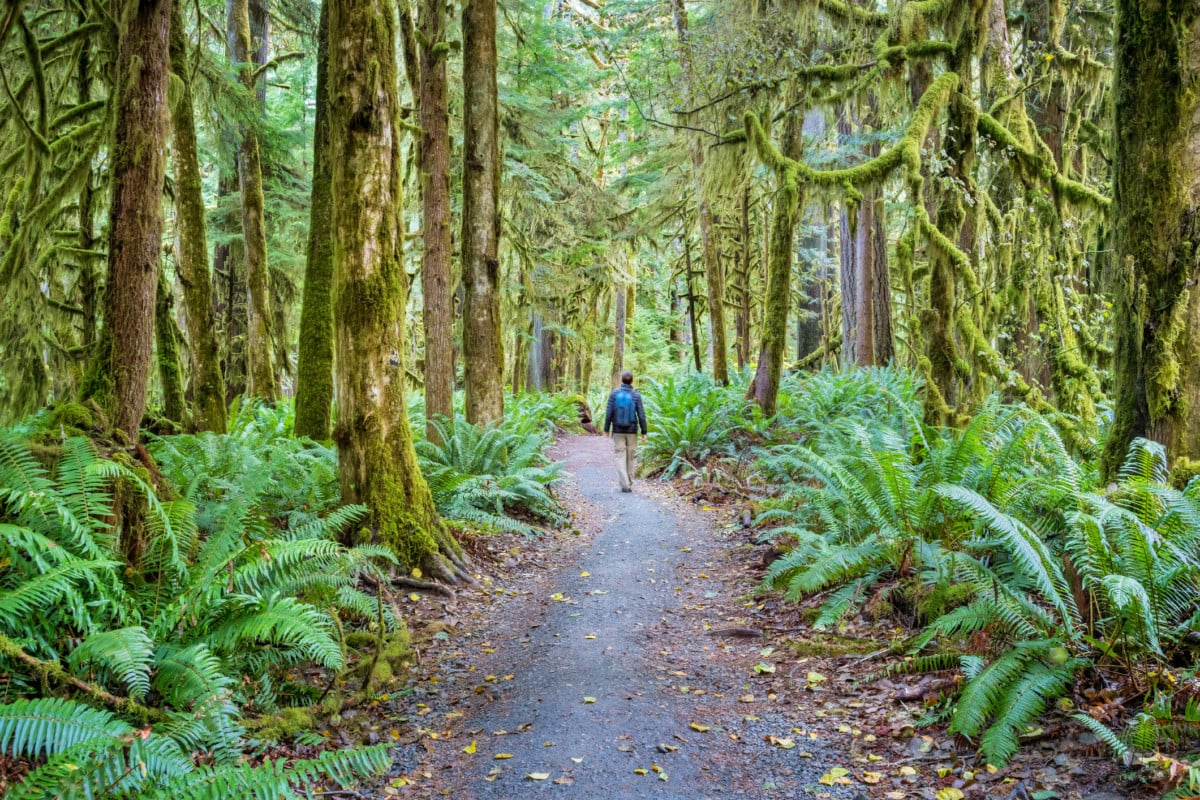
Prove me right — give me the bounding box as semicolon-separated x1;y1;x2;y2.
571;757;583;764
634;768;648;775
583;696;596;704
585;634;596;640
462;740;477;754
862;770;883;784
936;790;965;800
899;765;917;776
738;694;755;703
580;571;590;577
819;767;852;786
409;592;421;602
554;776;574;785
689;723;710;732
494;753;513;760
527;772;550;781
753;663;776;675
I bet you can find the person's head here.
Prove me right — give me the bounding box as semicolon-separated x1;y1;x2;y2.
621;371;633;385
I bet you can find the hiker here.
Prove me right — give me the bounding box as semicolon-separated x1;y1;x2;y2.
604;371;648;493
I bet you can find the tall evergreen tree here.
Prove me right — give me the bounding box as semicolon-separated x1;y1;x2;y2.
328;0;464;575
228;0;278;402
82;0;172;437
294;1;334;441
461;0;505;424
420;0;455;437
1102;1;1200;477
169;1;227;433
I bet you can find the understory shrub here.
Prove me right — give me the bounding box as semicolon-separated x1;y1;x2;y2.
0;424;393;797
735;369;1200;772
416;414;566;534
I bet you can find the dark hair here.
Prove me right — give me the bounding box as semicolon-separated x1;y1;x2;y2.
621;371;633;385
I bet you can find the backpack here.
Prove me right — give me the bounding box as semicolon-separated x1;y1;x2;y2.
614;389;636;426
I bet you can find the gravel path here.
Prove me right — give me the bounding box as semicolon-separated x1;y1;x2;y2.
388;435;857;798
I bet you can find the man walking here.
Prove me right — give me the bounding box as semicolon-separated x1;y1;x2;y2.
604;371;648;493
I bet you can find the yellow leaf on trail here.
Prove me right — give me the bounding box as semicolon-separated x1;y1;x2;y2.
806;671;826;686
936;790;965;800
571;757;583;764
583;696;596;704
409;593;421;602
463;740;477;754
527;772;550;781
634;768;648;775
738;694;754;703
650;765;663;773
580;571;590;577
494;753;513;760
862;771;883;784
899;766;917;776
411;567;422;579
585;634;596;640
690;723;710;732
753;663;776;675
819;767;852;786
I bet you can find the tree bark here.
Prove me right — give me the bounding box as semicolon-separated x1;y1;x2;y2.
611;284;627;387
328;0;457;571
1101;0;1200;478
461;0;504;423
294;1;334;440
82;0;171;438
169;1;227;433
672;0;728;384
420;0;454;436
683;232;703;373
735;187;752;371
747;112;803;416
155;270;186;424
228;0;278;401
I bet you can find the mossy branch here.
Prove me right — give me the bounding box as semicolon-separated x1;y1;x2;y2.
977;111;1110;210
0;632;167;724
743;71;958;202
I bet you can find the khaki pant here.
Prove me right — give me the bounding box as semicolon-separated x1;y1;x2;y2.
613;433;639;490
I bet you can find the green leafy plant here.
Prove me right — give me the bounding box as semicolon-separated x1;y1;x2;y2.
416;415;566;533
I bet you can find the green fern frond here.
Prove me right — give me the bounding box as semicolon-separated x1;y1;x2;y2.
68;626;154;700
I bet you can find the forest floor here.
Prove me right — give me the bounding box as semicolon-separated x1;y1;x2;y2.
354;435;1138;800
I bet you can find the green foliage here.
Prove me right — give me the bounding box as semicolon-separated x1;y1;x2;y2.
742;370;1200;767
639;373;744;478
0;697;390;800
0;422;393;795
416;415;566;534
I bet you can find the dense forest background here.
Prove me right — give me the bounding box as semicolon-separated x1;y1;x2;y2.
6;0;1200;796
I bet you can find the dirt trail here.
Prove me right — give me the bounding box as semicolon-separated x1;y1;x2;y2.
384;435;856;798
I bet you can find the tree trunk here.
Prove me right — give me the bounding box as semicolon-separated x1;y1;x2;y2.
748;113;803;415
672;0;727;384
684;232;703;372
461;0;504;423
420;0;454;436
155;270;186;423
328;0;458;572
611;284;627;387
735;186;752;371
228;0;277;402
82;0;171;438
294;0;334;440
869;197;894;364
1101;0;1200;478
169;1;227;433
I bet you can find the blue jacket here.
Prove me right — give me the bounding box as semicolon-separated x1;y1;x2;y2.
604;385;647;435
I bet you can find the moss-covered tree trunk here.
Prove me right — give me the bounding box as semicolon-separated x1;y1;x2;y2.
329;0;464;576
672;0;728;385
420;0;455;437
746;113;803;416
228;0;277;402
461;0;505;424
155;270;186;423
169;2;227;433
82;0;171;437
294;0;334;441
1101;0;1200;478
